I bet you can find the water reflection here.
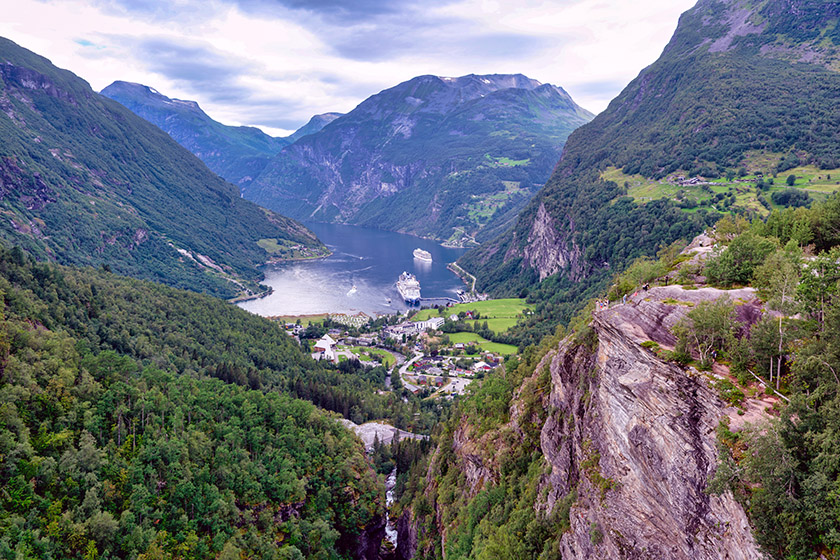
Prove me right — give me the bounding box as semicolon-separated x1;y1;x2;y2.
237;222;468;317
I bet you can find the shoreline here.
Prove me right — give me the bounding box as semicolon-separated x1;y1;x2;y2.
228;286;274;304
229;250;332;304
265;248;332;264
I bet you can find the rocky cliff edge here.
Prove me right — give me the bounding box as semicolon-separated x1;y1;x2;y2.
542;285;766;559
408;277;771;559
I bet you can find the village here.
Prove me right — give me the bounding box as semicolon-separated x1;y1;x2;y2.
279;303;520;398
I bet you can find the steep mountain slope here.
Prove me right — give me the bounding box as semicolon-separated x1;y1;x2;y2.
0;38;326;298
461;0;840;319
100;81;288;187
100;81;341;187
246;74;593;243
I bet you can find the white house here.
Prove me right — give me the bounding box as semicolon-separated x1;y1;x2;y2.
417;317;445;332
313;334;336;352
313;334;338;363
472;361;493;372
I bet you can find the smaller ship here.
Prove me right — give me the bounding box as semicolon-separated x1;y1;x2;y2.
413;248;432;263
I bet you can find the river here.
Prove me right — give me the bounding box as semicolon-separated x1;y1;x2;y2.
237;222;469;317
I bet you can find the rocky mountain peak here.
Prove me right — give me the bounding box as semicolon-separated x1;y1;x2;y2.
286;111;344;143
352;72;565;119
663;0;840;66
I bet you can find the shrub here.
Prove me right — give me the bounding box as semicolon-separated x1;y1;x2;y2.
771;188;812;208
705;233;778;286
713;378;746;406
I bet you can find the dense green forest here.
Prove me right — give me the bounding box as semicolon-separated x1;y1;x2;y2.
0;37;325;298
0;253;389;558
0;241;460;557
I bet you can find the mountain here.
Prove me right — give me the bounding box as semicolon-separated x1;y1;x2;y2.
286;111;343;143
100;81;289;187
100;81;342;187
245;74;594;244
460;0;840;327
0;38;326;298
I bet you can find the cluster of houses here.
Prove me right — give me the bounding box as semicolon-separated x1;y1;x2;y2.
383;316;446;339
403;354;500;396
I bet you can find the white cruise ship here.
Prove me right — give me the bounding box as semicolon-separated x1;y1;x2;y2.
413;248;432;263
396;271;421;305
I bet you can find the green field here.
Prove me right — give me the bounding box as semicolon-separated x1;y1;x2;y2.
348;346;396;368
413;298;533;332
269;314;328;326
601;159;840;217
446;332;518;355
485;154;530;167
448;332;484;343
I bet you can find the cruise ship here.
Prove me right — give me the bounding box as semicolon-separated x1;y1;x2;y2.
396;271;421;305
413;248;432;263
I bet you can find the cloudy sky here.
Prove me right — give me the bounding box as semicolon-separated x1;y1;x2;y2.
3;0;696;136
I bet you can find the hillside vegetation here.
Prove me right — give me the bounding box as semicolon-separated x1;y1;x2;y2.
460;0;840;338
400;192;840;560
0;38;325;298
0;247;392;559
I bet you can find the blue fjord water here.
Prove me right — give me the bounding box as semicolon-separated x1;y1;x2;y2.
236;222;469;317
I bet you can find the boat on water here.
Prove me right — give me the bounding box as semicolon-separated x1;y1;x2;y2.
413;248;432;263
396;271;421;305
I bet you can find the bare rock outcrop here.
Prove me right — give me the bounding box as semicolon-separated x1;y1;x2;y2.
522;202;584;281
541;301;764;559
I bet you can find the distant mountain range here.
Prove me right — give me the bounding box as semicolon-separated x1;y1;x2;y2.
461;0;840;324
249;74;593;244
0;37;326;298
107;74;593;245
100;81;341;188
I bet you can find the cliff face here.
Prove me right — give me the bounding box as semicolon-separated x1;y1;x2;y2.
409;285;767;559
519;202;584;281
544;310;761;559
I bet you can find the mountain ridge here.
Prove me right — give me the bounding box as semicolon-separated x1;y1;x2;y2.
460;0;840;333
246;72;593;243
0;37;326;298
100;81;343;188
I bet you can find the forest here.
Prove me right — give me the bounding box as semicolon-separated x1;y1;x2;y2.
0;267;382;558
0;244;451;559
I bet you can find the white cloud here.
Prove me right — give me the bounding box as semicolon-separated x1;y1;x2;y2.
1;0;697;136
